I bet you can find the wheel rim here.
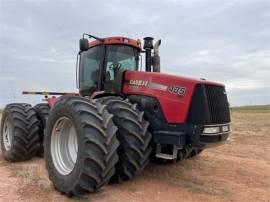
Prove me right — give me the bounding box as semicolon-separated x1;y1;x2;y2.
51;117;78;175
3;118;12;151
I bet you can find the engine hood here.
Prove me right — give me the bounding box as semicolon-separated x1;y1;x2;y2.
123;71;226;123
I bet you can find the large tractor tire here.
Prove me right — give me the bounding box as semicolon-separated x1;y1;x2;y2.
34;103;50;157
44;96;119;196
97;96;152;183
0;103;40;162
176;148;203;161
187;148;203;158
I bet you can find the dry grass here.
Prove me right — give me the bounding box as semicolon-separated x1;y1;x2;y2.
231;104;270;113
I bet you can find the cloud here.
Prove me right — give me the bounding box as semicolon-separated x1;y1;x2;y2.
0;0;269;108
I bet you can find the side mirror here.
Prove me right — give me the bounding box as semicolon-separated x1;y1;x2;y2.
79;38;89;51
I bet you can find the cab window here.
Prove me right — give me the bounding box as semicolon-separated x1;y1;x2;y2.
79;46;103;92
105;45;138;81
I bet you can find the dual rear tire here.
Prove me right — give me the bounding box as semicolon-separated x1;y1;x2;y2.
0;103;40;162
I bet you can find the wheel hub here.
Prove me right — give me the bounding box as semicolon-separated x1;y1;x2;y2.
51;117;78;175
3;118;12;151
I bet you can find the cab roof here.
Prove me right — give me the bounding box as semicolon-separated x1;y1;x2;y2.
88;36;142;50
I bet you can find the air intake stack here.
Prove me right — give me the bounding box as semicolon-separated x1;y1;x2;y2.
143;37;154;72
143;37;161;72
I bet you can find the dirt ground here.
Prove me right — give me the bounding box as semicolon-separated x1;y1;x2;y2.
0;108;269;202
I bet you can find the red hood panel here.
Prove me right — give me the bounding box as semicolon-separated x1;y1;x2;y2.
123;71;224;123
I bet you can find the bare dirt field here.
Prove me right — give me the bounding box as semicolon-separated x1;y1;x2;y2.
0;107;269;202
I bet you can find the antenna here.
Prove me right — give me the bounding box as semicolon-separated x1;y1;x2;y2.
82;33;104;42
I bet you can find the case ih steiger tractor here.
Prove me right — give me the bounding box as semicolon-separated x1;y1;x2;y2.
0;34;231;196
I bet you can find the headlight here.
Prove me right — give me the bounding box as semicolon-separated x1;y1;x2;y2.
203;127;220;134
222;125;229;132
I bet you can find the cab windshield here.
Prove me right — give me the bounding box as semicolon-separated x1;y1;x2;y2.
79;45;139;93
105;45;138;82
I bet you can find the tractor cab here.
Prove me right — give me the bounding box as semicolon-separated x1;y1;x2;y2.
78;34;161;96
78;35;141;96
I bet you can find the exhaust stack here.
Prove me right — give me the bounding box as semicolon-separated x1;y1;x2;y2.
153;39;161;72
143;37;161;72
143;37;154;72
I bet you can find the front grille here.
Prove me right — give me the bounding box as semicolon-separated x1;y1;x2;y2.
187;84;230;124
205;85;230;124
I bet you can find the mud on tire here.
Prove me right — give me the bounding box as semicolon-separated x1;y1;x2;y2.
97;96;152;183
0;103;40;162
44;96;119;196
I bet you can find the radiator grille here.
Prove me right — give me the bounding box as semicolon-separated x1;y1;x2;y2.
187;84;230;124
205;85;230;124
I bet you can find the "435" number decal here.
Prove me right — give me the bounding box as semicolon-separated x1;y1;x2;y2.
168;86;186;96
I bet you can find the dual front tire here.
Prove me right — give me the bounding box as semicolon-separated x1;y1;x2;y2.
44;96;152;195
0;96;153;196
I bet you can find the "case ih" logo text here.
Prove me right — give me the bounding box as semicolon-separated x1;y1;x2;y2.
129;80;149;87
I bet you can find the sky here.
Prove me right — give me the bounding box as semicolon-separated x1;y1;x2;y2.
0;0;269;107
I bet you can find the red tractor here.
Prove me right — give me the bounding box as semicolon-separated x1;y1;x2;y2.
0;34;231;196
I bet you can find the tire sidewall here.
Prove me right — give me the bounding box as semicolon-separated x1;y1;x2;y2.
34;104;50;130
34;103;50;157
1;108;15;160
97;96;152;182
44;102;85;192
